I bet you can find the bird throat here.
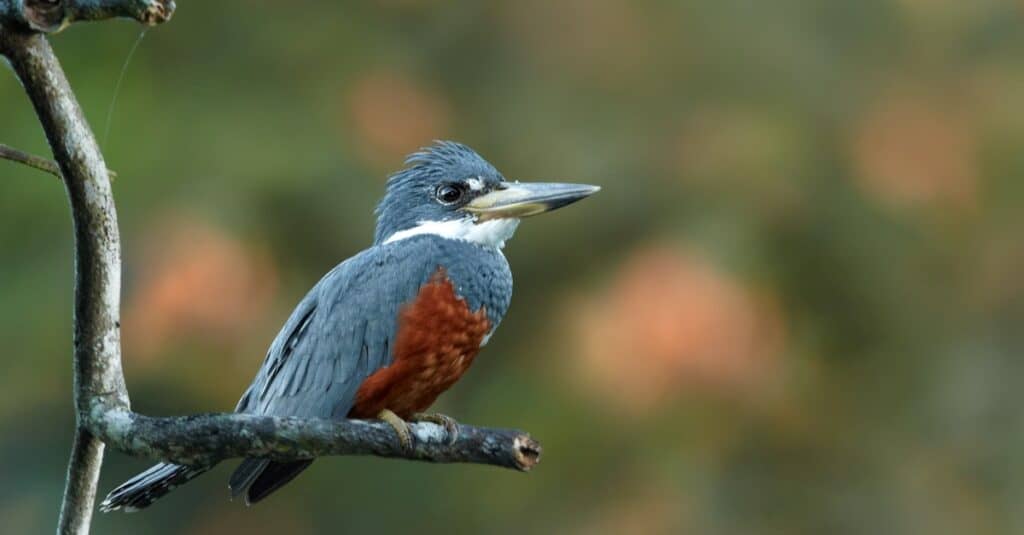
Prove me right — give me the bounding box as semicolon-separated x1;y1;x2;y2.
382;217;520;249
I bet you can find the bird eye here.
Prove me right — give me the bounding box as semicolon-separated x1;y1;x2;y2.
435;184;465;205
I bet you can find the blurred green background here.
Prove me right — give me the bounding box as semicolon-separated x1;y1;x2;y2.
3;1;1024;533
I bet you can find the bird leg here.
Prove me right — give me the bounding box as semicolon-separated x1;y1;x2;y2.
376;409;413;452
411;412;460;445
376;410;460;450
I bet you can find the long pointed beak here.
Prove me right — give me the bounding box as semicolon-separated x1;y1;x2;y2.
464;182;601;220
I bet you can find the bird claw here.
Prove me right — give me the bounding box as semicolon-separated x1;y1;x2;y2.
376;410;460;451
376;409;413;452
411;412;460;445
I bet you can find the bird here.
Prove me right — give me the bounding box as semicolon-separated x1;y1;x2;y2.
100;140;599;511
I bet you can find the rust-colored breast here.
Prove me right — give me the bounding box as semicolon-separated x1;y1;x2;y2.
349;269;491;419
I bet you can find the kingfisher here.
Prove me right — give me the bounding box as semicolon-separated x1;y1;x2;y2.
101;141;599;511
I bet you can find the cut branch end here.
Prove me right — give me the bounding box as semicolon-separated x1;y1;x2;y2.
513;435;542;471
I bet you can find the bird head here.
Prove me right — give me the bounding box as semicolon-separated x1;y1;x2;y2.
374;141;600;248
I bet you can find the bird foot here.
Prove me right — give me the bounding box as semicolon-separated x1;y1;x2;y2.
376;410;461;450
411;412;460;445
377;409;413;452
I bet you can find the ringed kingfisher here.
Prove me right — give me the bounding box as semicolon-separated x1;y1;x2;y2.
101;141;599;511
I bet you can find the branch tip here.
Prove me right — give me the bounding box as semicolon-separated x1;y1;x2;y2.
513;435;542;471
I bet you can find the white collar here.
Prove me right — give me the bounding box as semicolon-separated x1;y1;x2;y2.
382;218;520;249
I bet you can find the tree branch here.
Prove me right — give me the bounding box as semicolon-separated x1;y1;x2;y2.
0;4;540;534
0;142;62;177
3;0;175;33
94;407;541;470
0;142;116;179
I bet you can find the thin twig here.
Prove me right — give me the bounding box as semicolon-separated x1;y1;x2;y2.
0;142;62;178
0;142;118;180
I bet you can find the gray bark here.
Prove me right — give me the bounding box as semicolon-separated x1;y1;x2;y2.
0;3;541;533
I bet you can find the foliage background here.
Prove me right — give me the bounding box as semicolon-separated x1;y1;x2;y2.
2;1;1024;533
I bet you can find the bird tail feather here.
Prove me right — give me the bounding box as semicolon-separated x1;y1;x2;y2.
100;462;211;513
229;458;314;505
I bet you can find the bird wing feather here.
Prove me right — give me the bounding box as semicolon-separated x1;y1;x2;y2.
234;237;448;419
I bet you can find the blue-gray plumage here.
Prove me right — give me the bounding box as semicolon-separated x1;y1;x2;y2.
235;234;512;419
374;142;506;244
100;141;599;512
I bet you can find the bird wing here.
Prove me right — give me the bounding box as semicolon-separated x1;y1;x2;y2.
234;237;446;419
